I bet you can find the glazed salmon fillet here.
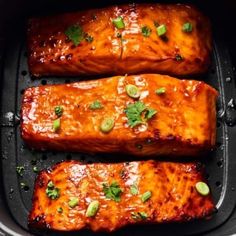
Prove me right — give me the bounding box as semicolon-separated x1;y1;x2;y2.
28;160;215;232
28;3;212;77
21;74;218;156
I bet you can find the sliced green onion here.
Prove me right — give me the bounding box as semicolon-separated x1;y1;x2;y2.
33;166;39;173
125;84;140;99
195;182;210;196
182;22;193;33
53;118;60;132
141;191;152;202
86;200;100;217
112;16;125;29
141;26;152;37
68;197;79;208
130;184;138;195
157;24;167;37
100;118;115;133
156;87;166;95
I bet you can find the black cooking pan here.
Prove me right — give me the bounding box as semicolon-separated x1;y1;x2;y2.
1;0;236;235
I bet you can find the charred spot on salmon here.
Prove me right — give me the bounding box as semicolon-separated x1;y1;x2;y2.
175;54;184;61
131;212;148;220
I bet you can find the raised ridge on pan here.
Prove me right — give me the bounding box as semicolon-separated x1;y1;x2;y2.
1;27;236;236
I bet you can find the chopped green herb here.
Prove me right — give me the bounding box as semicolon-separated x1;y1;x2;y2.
53;118;61;132
46;181;60;200
141;26;152;37
103;181;122;202
156;87;166;95
175;54;183;61
89;100;103;110
16;166;24;177
124;101;157;128
85;34;94;43
130;184;138;195
57;207;63;213
195;182;210;196
100;117;115;133
86;200;100;217
157;24;167;37
131;212;148;220
145;108;157;120
112;16;125;29
54;106;63;117
65;25;84;46
182;22;193;33
33;166;39;173
141;191;152;202
125;84;140;99
68;197;79;208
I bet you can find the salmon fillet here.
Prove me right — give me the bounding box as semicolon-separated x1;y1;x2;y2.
28;160;215;232
28;3;212;77
21;74;218;156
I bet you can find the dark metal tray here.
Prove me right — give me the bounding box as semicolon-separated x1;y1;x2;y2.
1;5;236;236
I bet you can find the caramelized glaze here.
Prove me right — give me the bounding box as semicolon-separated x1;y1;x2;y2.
28;3;212;77
21;74;218;156
28;160;215;232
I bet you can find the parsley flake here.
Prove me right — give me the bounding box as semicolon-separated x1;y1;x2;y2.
65;25;84;46
124;101;157;128
46;181;60;200
141;26;152;37
102;181;122;202
89;100;103;110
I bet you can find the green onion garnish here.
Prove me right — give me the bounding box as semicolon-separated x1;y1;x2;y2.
100;118;115;133
195;182;210;196
112;16;125;29
157;24;167;37
182;22;193;33
125;84;140;99
141;191;152;202
156;87;166;95
86;200;100;217
68;197;79;208
53;118;60;132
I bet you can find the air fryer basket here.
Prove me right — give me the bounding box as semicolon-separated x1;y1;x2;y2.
1;1;236;235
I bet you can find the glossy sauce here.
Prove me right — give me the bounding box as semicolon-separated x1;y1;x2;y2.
28;160;215;232
28;3;212;76
21;74;218;156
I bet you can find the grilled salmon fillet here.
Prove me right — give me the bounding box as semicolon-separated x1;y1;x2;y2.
28;160;215;232
21;74;218;156
28;3;212;77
